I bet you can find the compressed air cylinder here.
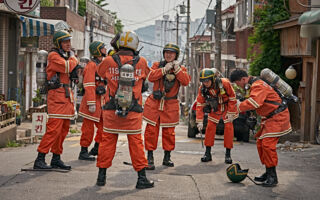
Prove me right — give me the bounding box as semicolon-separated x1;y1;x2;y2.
260;68;293;98
36;50;48;86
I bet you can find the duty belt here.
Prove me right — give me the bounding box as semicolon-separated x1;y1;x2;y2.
48;83;70;98
164;95;178;100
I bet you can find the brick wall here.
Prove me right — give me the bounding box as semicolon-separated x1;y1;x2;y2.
39;35;54;52
235;28;253;59
40;7;67;21
66;9;84;31
221;40;236;55
40;7;84;32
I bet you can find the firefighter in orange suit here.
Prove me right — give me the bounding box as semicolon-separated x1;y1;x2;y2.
78;41;107;161
96;31;154;189
143;43;190;170
196;68;237;164
230;69;292;187
33;30;81;170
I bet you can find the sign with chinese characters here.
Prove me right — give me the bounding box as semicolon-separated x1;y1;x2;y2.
4;0;40;14
31;113;47;136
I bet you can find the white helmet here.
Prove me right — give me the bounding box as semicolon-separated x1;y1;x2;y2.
119;31;139;51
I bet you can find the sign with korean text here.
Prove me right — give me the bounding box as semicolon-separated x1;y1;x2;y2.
31;113;47;136
4;0;40;14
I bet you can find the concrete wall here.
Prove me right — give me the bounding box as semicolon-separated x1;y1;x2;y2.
0;125;17;148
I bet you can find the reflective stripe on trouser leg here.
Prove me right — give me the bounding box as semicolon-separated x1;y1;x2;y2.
223;122;234;149
204;120;217;147
162;127;175;151
96;132;118;168
144;119;160;151
80;118;95;147
37;118;64;154
51;119;70;155
128;134;148;171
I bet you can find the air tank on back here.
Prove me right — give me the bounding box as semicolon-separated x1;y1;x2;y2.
260;68;298;102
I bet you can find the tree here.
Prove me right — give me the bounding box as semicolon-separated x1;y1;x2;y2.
40;0;54;7
95;0;109;7
110;12;123;34
247;0;298;89
78;0;86;17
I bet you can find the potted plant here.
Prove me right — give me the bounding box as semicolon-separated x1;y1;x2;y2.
32;89;42;107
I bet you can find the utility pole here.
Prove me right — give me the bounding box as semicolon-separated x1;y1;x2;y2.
185;0;191;109
214;0;222;72
176;12;179;45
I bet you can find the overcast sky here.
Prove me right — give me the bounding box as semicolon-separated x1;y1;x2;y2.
105;0;236;31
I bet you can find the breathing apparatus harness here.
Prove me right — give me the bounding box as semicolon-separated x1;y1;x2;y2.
78;57;107;96
152;61;179;101
102;53;143;117
247;77;288;119
45;48;82;98
201;78;228;115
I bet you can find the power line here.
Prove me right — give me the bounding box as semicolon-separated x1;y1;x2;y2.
121;0;186;27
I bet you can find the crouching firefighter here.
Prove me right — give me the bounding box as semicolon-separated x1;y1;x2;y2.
196;68;238;164
33;30;81;170
78;41;107;161
97;31;154;189
143;43;190;170
230;69;293;187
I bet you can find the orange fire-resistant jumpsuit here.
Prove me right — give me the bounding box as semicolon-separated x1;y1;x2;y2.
196;78;237;149
37;51;78;155
143;62;190;151
78;60;105;148
97;53;150;171
238;78;291;168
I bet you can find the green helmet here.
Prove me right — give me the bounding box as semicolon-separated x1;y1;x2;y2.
226;163;249;183
163;43;180;60
89;41;106;57
53;30;72;49
199;68;216;82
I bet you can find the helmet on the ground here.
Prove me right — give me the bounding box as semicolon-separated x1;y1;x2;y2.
53;30;72;49
199;68;216;82
89;41;106;57
119;31;139;51
226;163;249;183
163;43;180;60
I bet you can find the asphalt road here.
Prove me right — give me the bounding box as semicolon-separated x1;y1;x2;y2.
0;122;320;200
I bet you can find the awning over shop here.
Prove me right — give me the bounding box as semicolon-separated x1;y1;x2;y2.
19;16;72;38
19;16;55;37
298;9;320;25
298;9;320;38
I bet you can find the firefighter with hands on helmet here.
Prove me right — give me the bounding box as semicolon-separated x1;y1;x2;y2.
143;43;190;170
229;69;292;187
97;31;154;189
33;30;81;170
196;68;237;164
78;41;107;161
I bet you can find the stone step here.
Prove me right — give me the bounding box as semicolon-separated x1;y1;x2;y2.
16;136;36;144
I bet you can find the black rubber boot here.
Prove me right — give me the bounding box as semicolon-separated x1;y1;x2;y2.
254;167;267;182
50;153;71;170
201;146;212;162
79;147;95;161
136;168;154;189
225;148;233;164
96;168;107;186
146;150;155;170
89;142;99;156
162;151;174;167
33;152;52;169
262;167;278;187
